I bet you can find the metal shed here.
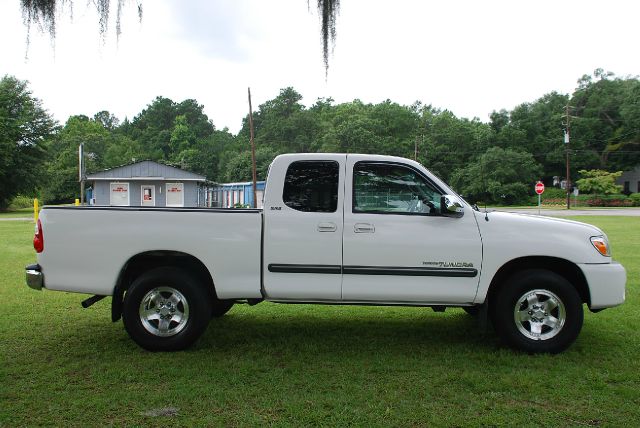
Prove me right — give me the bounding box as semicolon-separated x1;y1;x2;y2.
209;181;266;208
86;160;207;207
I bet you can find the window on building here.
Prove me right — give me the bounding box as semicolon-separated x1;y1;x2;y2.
109;182;130;206
624;181;630;194
166;183;184;207
353;163;442;215
283;161;339;212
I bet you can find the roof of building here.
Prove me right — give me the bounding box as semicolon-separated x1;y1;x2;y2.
216;181;266;188
86;160;206;181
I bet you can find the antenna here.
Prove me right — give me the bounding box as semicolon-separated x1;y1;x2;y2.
248;87;257;209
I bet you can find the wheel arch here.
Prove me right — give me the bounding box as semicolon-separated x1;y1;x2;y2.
486;256;590;309
111;250;216;322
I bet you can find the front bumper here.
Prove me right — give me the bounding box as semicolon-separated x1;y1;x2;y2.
579;262;626;310
26;264;44;290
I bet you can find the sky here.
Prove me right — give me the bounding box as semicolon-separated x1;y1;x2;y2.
1;0;639;134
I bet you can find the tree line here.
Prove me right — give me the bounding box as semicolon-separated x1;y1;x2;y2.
1;69;639;209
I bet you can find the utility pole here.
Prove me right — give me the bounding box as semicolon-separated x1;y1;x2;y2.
79;143;85;205
563;104;572;210
414;135;418;161
248;87;257;208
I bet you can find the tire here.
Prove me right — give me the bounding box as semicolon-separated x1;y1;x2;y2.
122;267;212;351
211;300;234;318
491;269;583;354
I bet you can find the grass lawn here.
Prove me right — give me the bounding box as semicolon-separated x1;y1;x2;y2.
0;207;34;219
1;216;638;426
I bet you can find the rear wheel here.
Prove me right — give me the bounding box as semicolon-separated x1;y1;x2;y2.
123;267;211;351
491;269;583;354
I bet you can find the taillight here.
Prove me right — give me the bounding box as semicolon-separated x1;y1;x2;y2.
33;218;44;253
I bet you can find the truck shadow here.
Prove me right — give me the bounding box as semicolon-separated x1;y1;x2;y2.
198;306;497;356
59;304;614;362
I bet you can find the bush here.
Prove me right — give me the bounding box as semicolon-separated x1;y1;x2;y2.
533;197;567;206
540;187;567;199
530;193;633;207
576;194;631;207
628;193;640;206
585;198;632;207
9;195;37;209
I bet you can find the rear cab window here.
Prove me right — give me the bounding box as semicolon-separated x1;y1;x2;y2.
283;161;340;212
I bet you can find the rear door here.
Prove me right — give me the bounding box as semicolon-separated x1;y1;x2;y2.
263;154;346;300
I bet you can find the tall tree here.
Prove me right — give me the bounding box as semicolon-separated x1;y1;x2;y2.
126;96;214;160
493;92;569;180
570;70;640;171
0;75;56;209
42;115;112;203
450;147;542;205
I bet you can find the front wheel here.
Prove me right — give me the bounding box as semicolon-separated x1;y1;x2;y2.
491;269;583;354
122;267;212;351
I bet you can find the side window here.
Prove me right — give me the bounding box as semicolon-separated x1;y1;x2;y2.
353;163;442;215
283;161;339;212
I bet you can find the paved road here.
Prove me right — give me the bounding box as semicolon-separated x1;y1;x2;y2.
493;208;640;217
0;217;32;221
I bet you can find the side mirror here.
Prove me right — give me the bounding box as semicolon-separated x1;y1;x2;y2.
441;195;464;218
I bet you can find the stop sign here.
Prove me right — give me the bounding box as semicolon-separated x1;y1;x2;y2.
535;181;545;195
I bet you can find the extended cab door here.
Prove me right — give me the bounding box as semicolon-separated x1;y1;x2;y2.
342;155;482;304
263;154;346;300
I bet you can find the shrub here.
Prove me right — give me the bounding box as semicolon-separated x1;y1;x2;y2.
628;193;640;206
580;194;631;207
540;187;567;199
8;195;37;209
531;193;633;207
586;198;632;207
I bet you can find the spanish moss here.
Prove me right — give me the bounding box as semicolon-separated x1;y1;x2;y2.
21;1;332;74
316;0;340;77
20;0;143;50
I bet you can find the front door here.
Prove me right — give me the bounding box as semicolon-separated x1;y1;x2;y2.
342;156;482;304
263;155;346;301
141;185;155;207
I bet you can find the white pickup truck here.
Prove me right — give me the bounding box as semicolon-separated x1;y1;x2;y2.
26;153;626;353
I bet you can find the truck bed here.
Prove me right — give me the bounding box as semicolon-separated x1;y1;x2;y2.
38;206;263;299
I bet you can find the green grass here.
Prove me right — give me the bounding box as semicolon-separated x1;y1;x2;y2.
1;217;638;426
0;207;34;218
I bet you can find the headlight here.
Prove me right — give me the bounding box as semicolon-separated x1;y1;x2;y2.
590;236;610;257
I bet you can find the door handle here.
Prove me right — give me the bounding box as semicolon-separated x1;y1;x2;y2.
317;222;337;232
354;223;375;233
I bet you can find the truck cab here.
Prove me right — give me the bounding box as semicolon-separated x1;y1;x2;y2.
262;154;482;304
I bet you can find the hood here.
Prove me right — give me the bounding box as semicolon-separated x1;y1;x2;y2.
474;210;610;264
489;211;604;235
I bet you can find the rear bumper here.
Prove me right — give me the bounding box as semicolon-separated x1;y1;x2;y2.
26;264;44;290
579;262;626;310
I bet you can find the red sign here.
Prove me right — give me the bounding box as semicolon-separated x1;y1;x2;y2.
535;181;545;195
